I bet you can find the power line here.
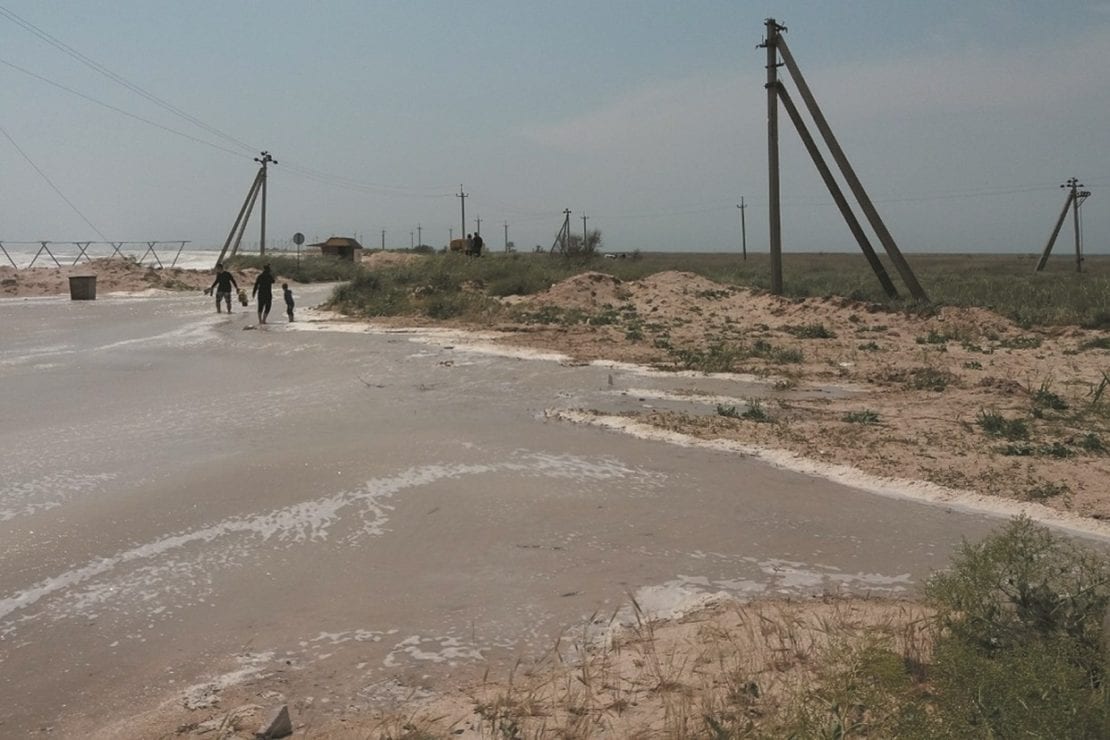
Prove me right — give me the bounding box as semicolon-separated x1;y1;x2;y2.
0;123;108;240
0;57;253;160
0;3;258;155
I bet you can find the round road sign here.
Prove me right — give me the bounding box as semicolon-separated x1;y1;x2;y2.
293;232;305;246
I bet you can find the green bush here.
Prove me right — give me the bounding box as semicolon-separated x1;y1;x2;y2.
924;517;1110;737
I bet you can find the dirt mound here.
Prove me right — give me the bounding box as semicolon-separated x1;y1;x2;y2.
362;251;424;268
0;259;233;297
528;271;626;311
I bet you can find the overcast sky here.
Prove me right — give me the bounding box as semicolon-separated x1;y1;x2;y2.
2;1;1109;255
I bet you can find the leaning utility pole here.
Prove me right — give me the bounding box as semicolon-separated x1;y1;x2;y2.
457;185;468;237
254;151;277;255
1036;177;1091;273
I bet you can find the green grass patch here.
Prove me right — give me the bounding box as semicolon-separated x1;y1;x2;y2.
783;322;836;339
843;409;880;424
977;409;1030;440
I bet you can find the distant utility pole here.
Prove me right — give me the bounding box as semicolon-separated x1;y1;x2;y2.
417;223;422;247
457;185;468;237
737;197;747;260
381;229;385;250
582;214;589;249
449;227;453;243
1036;177;1091;273
475;216;482;235
503;221;509;252
254;151;277;255
410;231;414;249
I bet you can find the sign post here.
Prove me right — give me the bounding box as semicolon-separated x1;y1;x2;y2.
293;232;305;265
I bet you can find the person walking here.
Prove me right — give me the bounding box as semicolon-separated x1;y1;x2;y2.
283;282;295;322
252;264;276;324
471;231;484;257
205;263;238;313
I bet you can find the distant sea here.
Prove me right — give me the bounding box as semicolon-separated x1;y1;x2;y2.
0;243;299;270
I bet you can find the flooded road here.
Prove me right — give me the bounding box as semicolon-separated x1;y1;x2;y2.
0;288;1003;735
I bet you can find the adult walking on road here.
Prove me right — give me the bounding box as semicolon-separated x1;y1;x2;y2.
252;264;276;324
205;263;238;313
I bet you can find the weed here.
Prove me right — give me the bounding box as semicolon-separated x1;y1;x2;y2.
925;517;1110;736
1079;335;1110;351
784;322;837;339
741;399;770;422
977;409;1030;440
1077;432;1105;453
998;335;1043;350
1032;381;1068;411
1000;443;1035;456
1040;441;1075;458
963;360;983;369
1024;480;1071;501
857;341;881;351
843;409;880;424
908;367;955;392
716;404;741;419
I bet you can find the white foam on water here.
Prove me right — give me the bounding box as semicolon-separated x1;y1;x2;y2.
0;471;116;522
549;409;1110;542
382;635;485;667
0;453;650;633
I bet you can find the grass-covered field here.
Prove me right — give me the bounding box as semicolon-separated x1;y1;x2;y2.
324;251;1110;328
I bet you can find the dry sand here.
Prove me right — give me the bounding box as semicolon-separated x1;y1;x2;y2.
0;258;253;297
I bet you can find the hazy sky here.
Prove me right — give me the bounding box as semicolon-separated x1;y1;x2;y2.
2;1;1109;255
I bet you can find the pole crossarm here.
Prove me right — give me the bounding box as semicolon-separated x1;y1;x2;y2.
773;33;928;302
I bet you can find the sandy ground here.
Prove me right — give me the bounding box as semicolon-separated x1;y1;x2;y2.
477;271;1110;519
0;258;266;298
7;259;1108;737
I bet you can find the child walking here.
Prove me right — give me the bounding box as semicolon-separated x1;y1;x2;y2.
283;283;295;322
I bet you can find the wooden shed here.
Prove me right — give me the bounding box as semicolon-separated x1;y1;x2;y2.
310;236;364;261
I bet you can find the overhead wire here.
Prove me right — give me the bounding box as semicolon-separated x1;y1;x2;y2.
0;123;109;240
0;3;257;156
0;57;254;161
0;4;457;199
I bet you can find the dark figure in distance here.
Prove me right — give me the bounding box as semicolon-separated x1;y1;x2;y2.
469;232;484;257
283;282;295;322
253;264;276;324
205;263;238;313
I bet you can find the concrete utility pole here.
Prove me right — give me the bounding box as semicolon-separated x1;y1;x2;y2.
254;151;277;256
504;221;509;252
457;185;468;238
738;197;747;260
475;216;482;235
410;231;414;249
1069;178;1084;273
417;224;422;247
582;214;589;249
381;230;385;251
760;19;783;294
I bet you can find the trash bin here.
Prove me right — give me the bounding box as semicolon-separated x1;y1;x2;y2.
68;275;97;300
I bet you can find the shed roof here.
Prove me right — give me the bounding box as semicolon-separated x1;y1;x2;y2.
309;236;364;249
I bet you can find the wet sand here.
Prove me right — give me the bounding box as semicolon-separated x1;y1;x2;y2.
0;288;1030;736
